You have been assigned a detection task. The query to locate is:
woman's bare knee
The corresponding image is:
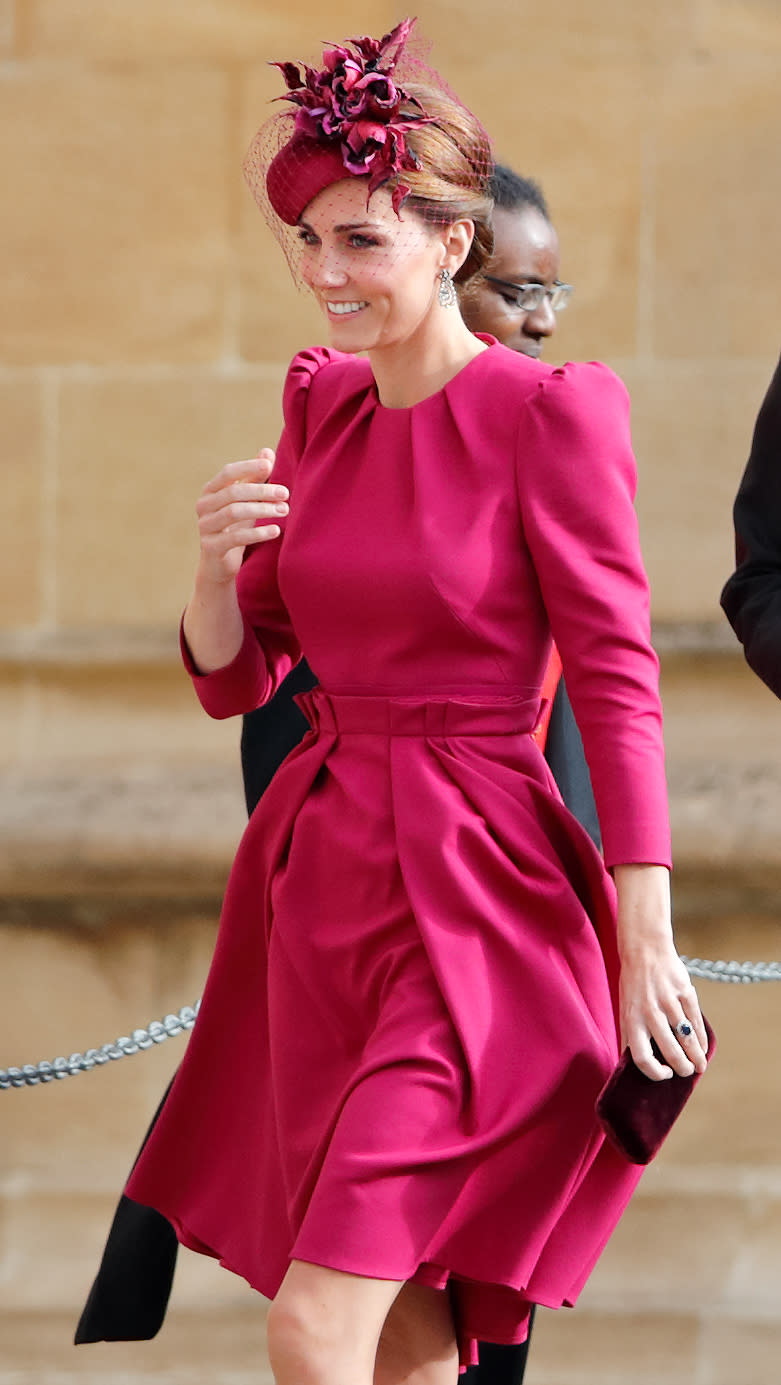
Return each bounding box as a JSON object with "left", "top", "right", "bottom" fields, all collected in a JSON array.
[{"left": 268, "top": 1260, "right": 403, "bottom": 1385}]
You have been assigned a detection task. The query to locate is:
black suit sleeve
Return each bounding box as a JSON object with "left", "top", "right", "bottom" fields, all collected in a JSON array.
[
  {"left": 240, "top": 659, "right": 318, "bottom": 815},
  {"left": 74, "top": 1081, "right": 179, "bottom": 1343},
  {"left": 544, "top": 678, "right": 601, "bottom": 849},
  {"left": 721, "top": 356, "right": 781, "bottom": 697}
]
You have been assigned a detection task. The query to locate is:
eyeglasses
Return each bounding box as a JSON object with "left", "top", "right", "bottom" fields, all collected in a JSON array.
[{"left": 483, "top": 276, "right": 573, "bottom": 313}]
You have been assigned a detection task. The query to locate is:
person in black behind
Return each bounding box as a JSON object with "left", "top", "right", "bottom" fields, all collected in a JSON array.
[
  {"left": 721, "top": 355, "right": 781, "bottom": 692},
  {"left": 77, "top": 167, "right": 598, "bottom": 1385}
]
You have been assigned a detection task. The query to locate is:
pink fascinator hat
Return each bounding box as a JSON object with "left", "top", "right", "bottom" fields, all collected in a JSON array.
[{"left": 257, "top": 18, "right": 431, "bottom": 227}]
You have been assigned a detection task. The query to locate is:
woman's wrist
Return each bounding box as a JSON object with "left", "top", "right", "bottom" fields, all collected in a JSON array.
[
  {"left": 193, "top": 555, "right": 239, "bottom": 593},
  {"left": 613, "top": 863, "right": 674, "bottom": 952},
  {"left": 183, "top": 570, "right": 245, "bottom": 675}
]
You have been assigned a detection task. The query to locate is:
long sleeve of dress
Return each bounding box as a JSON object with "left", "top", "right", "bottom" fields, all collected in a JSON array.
[
  {"left": 720, "top": 355, "right": 781, "bottom": 697},
  {"left": 516, "top": 361, "right": 671, "bottom": 870},
  {"left": 182, "top": 352, "right": 325, "bottom": 719}
]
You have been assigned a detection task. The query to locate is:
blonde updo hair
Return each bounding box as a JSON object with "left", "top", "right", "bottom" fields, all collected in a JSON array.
[{"left": 398, "top": 83, "right": 495, "bottom": 286}]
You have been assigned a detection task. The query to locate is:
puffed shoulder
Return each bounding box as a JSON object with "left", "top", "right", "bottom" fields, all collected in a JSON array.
[
  {"left": 533, "top": 359, "right": 630, "bottom": 422},
  {"left": 281, "top": 347, "right": 362, "bottom": 457},
  {"left": 521, "top": 360, "right": 636, "bottom": 494},
  {"left": 282, "top": 347, "right": 335, "bottom": 426}
]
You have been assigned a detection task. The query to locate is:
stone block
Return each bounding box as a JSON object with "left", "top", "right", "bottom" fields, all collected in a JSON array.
[
  {"left": 653, "top": 973, "right": 781, "bottom": 1167},
  {"left": 56, "top": 371, "right": 284, "bottom": 626},
  {"left": 655, "top": 57, "right": 780, "bottom": 359},
  {"left": 697, "top": 0, "right": 781, "bottom": 55},
  {"left": 0, "top": 1188, "right": 127, "bottom": 1309},
  {"left": 620, "top": 360, "right": 774, "bottom": 622},
  {"left": 0, "top": 674, "right": 33, "bottom": 769},
  {"left": 0, "top": 1197, "right": 252, "bottom": 1316},
  {"left": 0, "top": 763, "right": 246, "bottom": 893},
  {"left": 699, "top": 1316, "right": 781, "bottom": 1385},
  {"left": 656, "top": 653, "right": 781, "bottom": 869},
  {"left": 22, "top": 0, "right": 388, "bottom": 61},
  {"left": 446, "top": 56, "right": 652, "bottom": 362},
  {"left": 0, "top": 66, "right": 231, "bottom": 365},
  {"left": 661, "top": 656, "right": 781, "bottom": 770},
  {"left": 661, "top": 657, "right": 781, "bottom": 868},
  {"left": 580, "top": 1190, "right": 747, "bottom": 1312},
  {"left": 22, "top": 665, "right": 234, "bottom": 765},
  {"left": 726, "top": 1198, "right": 781, "bottom": 1313},
  {"left": 410, "top": 0, "right": 699, "bottom": 63},
  {"left": 0, "top": 918, "right": 190, "bottom": 1186},
  {"left": 0, "top": 379, "right": 45, "bottom": 627},
  {"left": 239, "top": 210, "right": 327, "bottom": 365},
  {"left": 0, "top": 1, "right": 14, "bottom": 56},
  {"left": 0, "top": 1307, "right": 269, "bottom": 1378},
  {"left": 238, "top": 63, "right": 331, "bottom": 363},
  {"left": 529, "top": 1307, "right": 700, "bottom": 1384}
]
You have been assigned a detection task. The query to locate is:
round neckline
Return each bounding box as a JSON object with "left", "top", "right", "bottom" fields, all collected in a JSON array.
[{"left": 370, "top": 334, "right": 497, "bottom": 413}]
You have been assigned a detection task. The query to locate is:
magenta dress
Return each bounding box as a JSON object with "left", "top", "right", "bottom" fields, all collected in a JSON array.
[{"left": 127, "top": 337, "right": 671, "bottom": 1364}]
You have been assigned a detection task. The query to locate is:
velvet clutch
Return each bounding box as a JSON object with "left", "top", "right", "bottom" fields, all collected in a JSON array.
[{"left": 596, "top": 1016, "right": 716, "bottom": 1165}]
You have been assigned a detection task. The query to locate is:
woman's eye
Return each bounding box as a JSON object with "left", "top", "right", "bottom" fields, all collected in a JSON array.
[
  {"left": 297, "top": 229, "right": 319, "bottom": 246},
  {"left": 348, "top": 234, "right": 380, "bottom": 249},
  {"left": 500, "top": 292, "right": 519, "bottom": 307}
]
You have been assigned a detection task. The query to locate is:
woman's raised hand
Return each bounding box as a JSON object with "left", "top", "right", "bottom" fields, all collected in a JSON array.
[{"left": 194, "top": 449, "right": 290, "bottom": 585}]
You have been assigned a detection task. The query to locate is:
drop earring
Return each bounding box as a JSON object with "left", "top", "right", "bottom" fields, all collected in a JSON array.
[{"left": 438, "top": 268, "right": 457, "bottom": 308}]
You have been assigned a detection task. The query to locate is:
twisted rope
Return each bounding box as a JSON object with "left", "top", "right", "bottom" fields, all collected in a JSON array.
[
  {"left": 0, "top": 1002, "right": 200, "bottom": 1090},
  {"left": 679, "top": 956, "right": 781, "bottom": 984}
]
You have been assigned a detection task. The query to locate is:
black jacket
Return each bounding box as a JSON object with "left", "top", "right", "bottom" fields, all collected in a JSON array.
[{"left": 721, "top": 356, "right": 781, "bottom": 695}]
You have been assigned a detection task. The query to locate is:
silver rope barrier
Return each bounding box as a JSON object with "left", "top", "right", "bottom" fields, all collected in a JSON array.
[
  {"left": 679, "top": 956, "right": 781, "bottom": 984},
  {"left": 0, "top": 1001, "right": 200, "bottom": 1091},
  {"left": 2, "top": 956, "right": 780, "bottom": 1090}
]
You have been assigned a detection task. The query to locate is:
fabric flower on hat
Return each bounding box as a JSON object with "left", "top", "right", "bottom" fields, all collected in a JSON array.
[{"left": 271, "top": 17, "right": 431, "bottom": 212}]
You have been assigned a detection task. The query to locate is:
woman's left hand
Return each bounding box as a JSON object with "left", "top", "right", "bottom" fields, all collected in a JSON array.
[{"left": 613, "top": 863, "right": 709, "bottom": 1082}]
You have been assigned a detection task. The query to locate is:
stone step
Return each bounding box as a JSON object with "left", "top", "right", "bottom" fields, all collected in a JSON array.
[{"left": 1, "top": 1305, "right": 779, "bottom": 1385}]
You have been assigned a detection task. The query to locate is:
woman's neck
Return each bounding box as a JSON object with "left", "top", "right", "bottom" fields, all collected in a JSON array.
[{"left": 368, "top": 313, "right": 488, "bottom": 410}]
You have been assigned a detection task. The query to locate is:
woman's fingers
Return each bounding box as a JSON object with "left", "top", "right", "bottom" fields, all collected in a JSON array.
[
  {"left": 667, "top": 1009, "right": 709, "bottom": 1074},
  {"left": 625, "top": 1027, "right": 675, "bottom": 1082},
  {"left": 201, "top": 452, "right": 277, "bottom": 494},
  {"left": 194, "top": 452, "right": 290, "bottom": 579},
  {"left": 192, "top": 453, "right": 289, "bottom": 585},
  {"left": 620, "top": 948, "right": 709, "bottom": 1081},
  {"left": 198, "top": 496, "right": 289, "bottom": 533},
  {"left": 625, "top": 1000, "right": 709, "bottom": 1081},
  {"left": 201, "top": 522, "right": 282, "bottom": 553}
]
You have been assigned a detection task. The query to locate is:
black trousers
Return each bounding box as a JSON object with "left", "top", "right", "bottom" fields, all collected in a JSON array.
[{"left": 79, "top": 660, "right": 598, "bottom": 1380}]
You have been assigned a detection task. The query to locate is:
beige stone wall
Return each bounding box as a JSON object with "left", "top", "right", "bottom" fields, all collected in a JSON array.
[
  {"left": 1, "top": 0, "right": 779, "bottom": 642},
  {"left": 2, "top": 4, "right": 781, "bottom": 1381}
]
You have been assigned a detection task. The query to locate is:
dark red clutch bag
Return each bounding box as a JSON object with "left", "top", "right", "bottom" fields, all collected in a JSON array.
[{"left": 596, "top": 1016, "right": 716, "bottom": 1165}]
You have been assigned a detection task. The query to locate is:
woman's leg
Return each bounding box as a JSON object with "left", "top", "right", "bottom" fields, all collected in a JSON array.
[
  {"left": 267, "top": 1260, "right": 459, "bottom": 1385},
  {"left": 375, "top": 1280, "right": 460, "bottom": 1385}
]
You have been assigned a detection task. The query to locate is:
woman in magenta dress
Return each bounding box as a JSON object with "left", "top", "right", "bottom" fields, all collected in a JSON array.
[{"left": 126, "top": 22, "right": 707, "bottom": 1385}]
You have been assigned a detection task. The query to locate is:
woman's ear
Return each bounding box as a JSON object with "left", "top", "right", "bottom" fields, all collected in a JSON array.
[{"left": 441, "top": 218, "right": 476, "bottom": 276}]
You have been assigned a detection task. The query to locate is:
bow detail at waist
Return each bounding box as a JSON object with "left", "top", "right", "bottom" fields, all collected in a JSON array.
[{"left": 293, "top": 687, "right": 541, "bottom": 737}]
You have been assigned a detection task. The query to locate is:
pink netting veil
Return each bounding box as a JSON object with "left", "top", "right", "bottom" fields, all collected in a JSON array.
[{"left": 242, "top": 17, "right": 495, "bottom": 287}]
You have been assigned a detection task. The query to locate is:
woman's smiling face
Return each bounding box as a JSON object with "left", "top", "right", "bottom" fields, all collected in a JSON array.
[{"left": 297, "top": 179, "right": 452, "bottom": 351}]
